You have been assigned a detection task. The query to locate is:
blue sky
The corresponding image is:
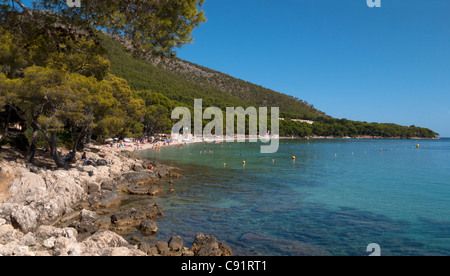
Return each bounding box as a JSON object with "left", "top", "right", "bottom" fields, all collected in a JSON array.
[{"left": 175, "top": 0, "right": 450, "bottom": 136}]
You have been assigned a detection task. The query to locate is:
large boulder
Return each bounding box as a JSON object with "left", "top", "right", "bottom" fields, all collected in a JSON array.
[
  {"left": 87, "top": 190, "right": 121, "bottom": 210},
  {"left": 35, "top": 225, "right": 78, "bottom": 241},
  {"left": 96, "top": 247, "right": 147, "bottom": 256},
  {"left": 0, "top": 203, "right": 38, "bottom": 233},
  {"left": 96, "top": 159, "right": 108, "bottom": 167},
  {"left": 2, "top": 169, "right": 87, "bottom": 227},
  {"left": 125, "top": 183, "right": 163, "bottom": 196},
  {"left": 69, "top": 221, "right": 98, "bottom": 237},
  {"left": 0, "top": 243, "right": 35, "bottom": 256},
  {"left": 191, "top": 233, "right": 233, "bottom": 256},
  {"left": 0, "top": 224, "right": 23, "bottom": 245},
  {"left": 147, "top": 237, "right": 194, "bottom": 256},
  {"left": 156, "top": 241, "right": 170, "bottom": 256},
  {"left": 132, "top": 163, "right": 145, "bottom": 172},
  {"left": 4, "top": 171, "right": 48, "bottom": 206},
  {"left": 100, "top": 180, "right": 117, "bottom": 192},
  {"left": 110, "top": 204, "right": 163, "bottom": 233},
  {"left": 81, "top": 209, "right": 99, "bottom": 224},
  {"left": 69, "top": 209, "right": 100, "bottom": 238},
  {"left": 138, "top": 242, "right": 158, "bottom": 256},
  {"left": 168, "top": 236, "right": 184, "bottom": 252},
  {"left": 139, "top": 219, "right": 158, "bottom": 236},
  {"left": 121, "top": 172, "right": 157, "bottom": 184},
  {"left": 80, "top": 230, "right": 129, "bottom": 250},
  {"left": 78, "top": 230, "right": 146, "bottom": 256}
]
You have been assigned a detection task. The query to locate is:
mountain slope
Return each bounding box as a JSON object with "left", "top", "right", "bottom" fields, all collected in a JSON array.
[
  {"left": 99, "top": 32, "right": 326, "bottom": 120},
  {"left": 98, "top": 33, "right": 438, "bottom": 139}
]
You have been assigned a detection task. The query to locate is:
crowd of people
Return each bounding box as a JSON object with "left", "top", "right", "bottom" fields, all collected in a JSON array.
[{"left": 61, "top": 136, "right": 188, "bottom": 163}]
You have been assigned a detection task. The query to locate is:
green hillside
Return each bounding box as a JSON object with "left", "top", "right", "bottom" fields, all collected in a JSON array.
[
  {"left": 98, "top": 33, "right": 438, "bottom": 139},
  {"left": 99, "top": 32, "right": 325, "bottom": 120}
]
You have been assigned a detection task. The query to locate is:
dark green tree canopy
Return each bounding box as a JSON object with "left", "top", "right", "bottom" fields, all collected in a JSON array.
[{"left": 1, "top": 0, "right": 206, "bottom": 56}]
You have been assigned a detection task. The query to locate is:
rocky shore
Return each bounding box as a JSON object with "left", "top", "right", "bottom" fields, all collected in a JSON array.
[{"left": 0, "top": 148, "right": 233, "bottom": 256}]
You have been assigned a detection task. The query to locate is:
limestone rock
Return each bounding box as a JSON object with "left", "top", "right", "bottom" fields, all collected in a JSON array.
[
  {"left": 125, "top": 183, "right": 163, "bottom": 196},
  {"left": 88, "top": 183, "right": 100, "bottom": 194},
  {"left": 191, "top": 233, "right": 233, "bottom": 256},
  {"left": 78, "top": 230, "right": 140, "bottom": 256},
  {"left": 121, "top": 172, "right": 157, "bottom": 183},
  {"left": 139, "top": 220, "right": 158, "bottom": 236},
  {"left": 96, "top": 159, "right": 108, "bottom": 167},
  {"left": 156, "top": 241, "right": 170, "bottom": 256},
  {"left": 0, "top": 224, "right": 23, "bottom": 244},
  {"left": 35, "top": 225, "right": 78, "bottom": 241},
  {"left": 138, "top": 242, "right": 158, "bottom": 256},
  {"left": 100, "top": 180, "right": 116, "bottom": 191},
  {"left": 88, "top": 190, "right": 121, "bottom": 209},
  {"left": 132, "top": 163, "right": 145, "bottom": 172},
  {"left": 0, "top": 203, "right": 38, "bottom": 233},
  {"left": 168, "top": 236, "right": 184, "bottom": 252},
  {"left": 98, "top": 247, "right": 147, "bottom": 256},
  {"left": 20, "top": 232, "right": 37, "bottom": 247},
  {"left": 110, "top": 204, "right": 162, "bottom": 233},
  {"left": 81, "top": 209, "right": 99, "bottom": 223}
]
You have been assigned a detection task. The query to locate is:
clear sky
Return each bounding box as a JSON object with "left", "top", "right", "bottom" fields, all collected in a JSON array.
[{"left": 175, "top": 0, "right": 450, "bottom": 136}]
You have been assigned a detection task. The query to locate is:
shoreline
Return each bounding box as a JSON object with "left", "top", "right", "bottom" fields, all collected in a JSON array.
[
  {"left": 0, "top": 145, "right": 233, "bottom": 256},
  {"left": 280, "top": 136, "right": 441, "bottom": 140},
  {"left": 99, "top": 135, "right": 441, "bottom": 155}
]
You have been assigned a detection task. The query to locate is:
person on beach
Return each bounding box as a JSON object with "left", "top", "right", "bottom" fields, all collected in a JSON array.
[
  {"left": 81, "top": 152, "right": 87, "bottom": 163},
  {"left": 65, "top": 151, "right": 72, "bottom": 162},
  {"left": 65, "top": 151, "right": 76, "bottom": 163}
]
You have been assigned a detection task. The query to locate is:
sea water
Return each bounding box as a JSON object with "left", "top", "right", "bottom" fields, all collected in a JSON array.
[{"left": 140, "top": 138, "right": 450, "bottom": 256}]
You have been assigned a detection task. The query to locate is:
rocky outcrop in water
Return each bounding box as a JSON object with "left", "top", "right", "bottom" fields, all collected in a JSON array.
[
  {"left": 109, "top": 204, "right": 163, "bottom": 234},
  {"left": 191, "top": 233, "right": 234, "bottom": 257}
]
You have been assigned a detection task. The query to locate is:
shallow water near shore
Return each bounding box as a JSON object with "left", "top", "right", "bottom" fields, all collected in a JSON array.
[{"left": 139, "top": 138, "right": 450, "bottom": 256}]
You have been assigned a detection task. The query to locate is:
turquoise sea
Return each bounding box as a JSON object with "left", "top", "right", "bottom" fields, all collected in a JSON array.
[{"left": 139, "top": 138, "right": 450, "bottom": 256}]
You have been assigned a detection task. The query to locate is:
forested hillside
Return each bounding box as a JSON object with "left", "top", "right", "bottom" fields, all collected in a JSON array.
[
  {"left": 100, "top": 33, "right": 439, "bottom": 139},
  {"left": 99, "top": 32, "right": 325, "bottom": 120}
]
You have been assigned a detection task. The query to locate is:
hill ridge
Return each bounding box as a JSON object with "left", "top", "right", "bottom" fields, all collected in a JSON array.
[{"left": 100, "top": 32, "right": 326, "bottom": 120}]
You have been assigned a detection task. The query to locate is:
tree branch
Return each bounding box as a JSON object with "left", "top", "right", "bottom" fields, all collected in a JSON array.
[
  {"left": 11, "top": 0, "right": 56, "bottom": 39},
  {"left": 12, "top": 0, "right": 32, "bottom": 16}
]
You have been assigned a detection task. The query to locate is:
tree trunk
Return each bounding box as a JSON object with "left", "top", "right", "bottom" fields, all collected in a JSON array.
[
  {"left": 48, "top": 132, "right": 65, "bottom": 168},
  {"left": 85, "top": 129, "right": 92, "bottom": 144},
  {"left": 27, "top": 127, "right": 39, "bottom": 163},
  {"left": 73, "top": 130, "right": 86, "bottom": 153},
  {"left": 3, "top": 105, "right": 12, "bottom": 134}
]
